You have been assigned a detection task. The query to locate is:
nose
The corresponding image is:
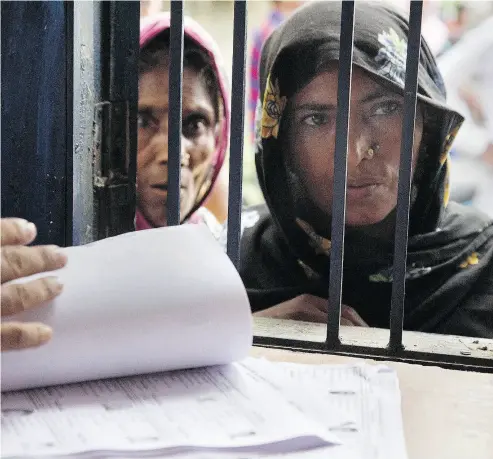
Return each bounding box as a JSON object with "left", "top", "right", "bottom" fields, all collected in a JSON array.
[
  {"left": 151, "top": 132, "right": 169, "bottom": 164},
  {"left": 346, "top": 113, "right": 372, "bottom": 170},
  {"left": 150, "top": 125, "right": 192, "bottom": 168}
]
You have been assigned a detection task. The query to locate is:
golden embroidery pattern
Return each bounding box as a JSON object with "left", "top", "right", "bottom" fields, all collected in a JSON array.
[
  {"left": 261, "top": 75, "right": 287, "bottom": 139},
  {"left": 459, "top": 252, "right": 479, "bottom": 269},
  {"left": 296, "top": 218, "right": 332, "bottom": 256},
  {"left": 443, "top": 159, "right": 451, "bottom": 208},
  {"left": 297, "top": 259, "right": 320, "bottom": 280},
  {"left": 440, "top": 125, "right": 461, "bottom": 165}
]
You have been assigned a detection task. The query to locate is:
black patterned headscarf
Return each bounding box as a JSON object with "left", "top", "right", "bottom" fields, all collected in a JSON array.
[
  {"left": 256, "top": 1, "right": 469, "bottom": 271},
  {"left": 241, "top": 1, "right": 493, "bottom": 335}
]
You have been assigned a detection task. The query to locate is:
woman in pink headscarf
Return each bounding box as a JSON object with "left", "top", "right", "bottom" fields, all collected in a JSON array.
[{"left": 136, "top": 13, "right": 230, "bottom": 231}]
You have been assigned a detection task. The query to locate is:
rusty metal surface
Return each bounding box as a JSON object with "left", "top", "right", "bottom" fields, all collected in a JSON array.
[
  {"left": 254, "top": 318, "right": 493, "bottom": 372},
  {"left": 73, "top": 1, "right": 101, "bottom": 245}
]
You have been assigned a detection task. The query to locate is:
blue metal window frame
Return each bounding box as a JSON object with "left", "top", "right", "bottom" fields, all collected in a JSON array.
[{"left": 3, "top": 0, "right": 490, "bottom": 372}]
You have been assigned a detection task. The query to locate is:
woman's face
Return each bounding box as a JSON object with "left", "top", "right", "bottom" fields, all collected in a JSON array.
[
  {"left": 287, "top": 66, "right": 423, "bottom": 226},
  {"left": 137, "top": 58, "right": 218, "bottom": 227}
]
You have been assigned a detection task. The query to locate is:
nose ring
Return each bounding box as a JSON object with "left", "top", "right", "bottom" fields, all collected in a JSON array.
[{"left": 367, "top": 144, "right": 380, "bottom": 159}]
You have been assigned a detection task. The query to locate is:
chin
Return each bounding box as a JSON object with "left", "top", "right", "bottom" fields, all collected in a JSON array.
[
  {"left": 149, "top": 214, "right": 167, "bottom": 228},
  {"left": 345, "top": 208, "right": 392, "bottom": 227}
]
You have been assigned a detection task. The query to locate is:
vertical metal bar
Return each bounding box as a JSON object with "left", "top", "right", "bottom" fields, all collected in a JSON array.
[
  {"left": 226, "top": 0, "right": 247, "bottom": 267},
  {"left": 65, "top": 0, "right": 74, "bottom": 247},
  {"left": 389, "top": 1, "right": 423, "bottom": 351},
  {"left": 95, "top": 0, "right": 139, "bottom": 239},
  {"left": 167, "top": 0, "right": 184, "bottom": 227},
  {"left": 72, "top": 1, "right": 101, "bottom": 245},
  {"left": 326, "top": 1, "right": 355, "bottom": 347}
]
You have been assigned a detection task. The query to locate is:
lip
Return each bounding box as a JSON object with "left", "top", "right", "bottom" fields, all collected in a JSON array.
[
  {"left": 346, "top": 183, "right": 381, "bottom": 199},
  {"left": 150, "top": 184, "right": 187, "bottom": 196}
]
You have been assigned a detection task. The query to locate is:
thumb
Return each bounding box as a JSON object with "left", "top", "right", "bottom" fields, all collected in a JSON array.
[
  {"left": 300, "top": 294, "right": 329, "bottom": 313},
  {"left": 341, "top": 305, "right": 368, "bottom": 326}
]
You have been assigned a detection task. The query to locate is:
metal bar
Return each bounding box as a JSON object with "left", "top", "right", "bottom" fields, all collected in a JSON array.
[
  {"left": 389, "top": 1, "right": 423, "bottom": 351},
  {"left": 253, "top": 337, "right": 493, "bottom": 373},
  {"left": 95, "top": 1, "right": 139, "bottom": 239},
  {"left": 167, "top": 0, "right": 184, "bottom": 227},
  {"left": 64, "top": 0, "right": 74, "bottom": 247},
  {"left": 326, "top": 0, "right": 355, "bottom": 347},
  {"left": 226, "top": 0, "right": 247, "bottom": 267},
  {"left": 72, "top": 1, "right": 102, "bottom": 245}
]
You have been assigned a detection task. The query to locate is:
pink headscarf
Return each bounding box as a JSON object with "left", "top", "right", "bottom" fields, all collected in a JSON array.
[{"left": 136, "top": 13, "right": 230, "bottom": 230}]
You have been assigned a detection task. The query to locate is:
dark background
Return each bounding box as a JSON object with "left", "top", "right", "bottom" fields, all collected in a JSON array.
[{"left": 1, "top": 1, "right": 72, "bottom": 246}]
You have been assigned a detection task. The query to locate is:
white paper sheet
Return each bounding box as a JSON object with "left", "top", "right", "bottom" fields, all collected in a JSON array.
[
  {"left": 239, "top": 359, "right": 408, "bottom": 459},
  {"left": 79, "top": 360, "right": 406, "bottom": 459},
  {"left": 1, "top": 363, "right": 339, "bottom": 458},
  {"left": 86, "top": 360, "right": 406, "bottom": 459},
  {"left": 146, "top": 360, "right": 405, "bottom": 459},
  {"left": 1, "top": 225, "right": 253, "bottom": 392}
]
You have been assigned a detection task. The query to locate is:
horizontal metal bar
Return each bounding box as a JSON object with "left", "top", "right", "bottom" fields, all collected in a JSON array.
[
  {"left": 167, "top": 0, "right": 184, "bottom": 227},
  {"left": 226, "top": 0, "right": 248, "bottom": 267},
  {"left": 253, "top": 336, "right": 493, "bottom": 373},
  {"left": 326, "top": 0, "right": 355, "bottom": 347},
  {"left": 389, "top": 0, "right": 423, "bottom": 350}
]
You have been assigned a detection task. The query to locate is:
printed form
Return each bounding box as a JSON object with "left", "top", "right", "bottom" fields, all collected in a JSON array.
[
  {"left": 1, "top": 363, "right": 339, "bottom": 458},
  {"left": 114, "top": 360, "right": 407, "bottom": 459}
]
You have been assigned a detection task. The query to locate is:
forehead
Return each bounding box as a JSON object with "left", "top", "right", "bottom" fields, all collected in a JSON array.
[
  {"left": 138, "top": 64, "right": 213, "bottom": 110},
  {"left": 293, "top": 66, "right": 390, "bottom": 104}
]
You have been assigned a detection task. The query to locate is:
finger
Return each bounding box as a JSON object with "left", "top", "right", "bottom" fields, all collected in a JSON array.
[
  {"left": 299, "top": 294, "right": 329, "bottom": 313},
  {"left": 1, "top": 218, "right": 37, "bottom": 246},
  {"left": 1, "top": 322, "right": 52, "bottom": 351},
  {"left": 253, "top": 303, "right": 328, "bottom": 323},
  {"left": 1, "top": 245, "right": 67, "bottom": 283},
  {"left": 341, "top": 305, "right": 368, "bottom": 327},
  {"left": 293, "top": 307, "right": 327, "bottom": 323},
  {"left": 1, "top": 276, "right": 63, "bottom": 316},
  {"left": 340, "top": 317, "right": 355, "bottom": 326}
]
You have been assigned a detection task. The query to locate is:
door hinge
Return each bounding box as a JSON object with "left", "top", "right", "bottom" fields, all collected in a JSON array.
[{"left": 92, "top": 101, "right": 136, "bottom": 239}]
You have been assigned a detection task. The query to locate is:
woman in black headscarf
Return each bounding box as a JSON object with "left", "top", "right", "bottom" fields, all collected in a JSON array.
[{"left": 239, "top": 1, "right": 493, "bottom": 337}]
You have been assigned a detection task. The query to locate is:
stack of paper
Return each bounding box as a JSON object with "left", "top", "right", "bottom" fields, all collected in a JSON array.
[
  {"left": 0, "top": 225, "right": 407, "bottom": 459},
  {"left": 1, "top": 360, "right": 406, "bottom": 459},
  {"left": 145, "top": 359, "right": 407, "bottom": 459},
  {"left": 241, "top": 358, "right": 408, "bottom": 459},
  {"left": 1, "top": 363, "right": 339, "bottom": 458}
]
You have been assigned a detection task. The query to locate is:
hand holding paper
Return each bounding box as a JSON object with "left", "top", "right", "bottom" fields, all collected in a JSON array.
[{"left": 1, "top": 225, "right": 252, "bottom": 391}]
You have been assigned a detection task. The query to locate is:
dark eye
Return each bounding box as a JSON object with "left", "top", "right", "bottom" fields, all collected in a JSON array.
[
  {"left": 137, "top": 111, "right": 158, "bottom": 130},
  {"left": 302, "top": 113, "right": 330, "bottom": 127},
  {"left": 182, "top": 114, "right": 209, "bottom": 138},
  {"left": 373, "top": 101, "right": 401, "bottom": 116}
]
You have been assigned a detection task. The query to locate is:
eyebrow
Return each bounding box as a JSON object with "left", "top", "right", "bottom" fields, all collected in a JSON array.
[
  {"left": 359, "top": 89, "right": 397, "bottom": 104},
  {"left": 294, "top": 103, "right": 336, "bottom": 112},
  {"left": 182, "top": 104, "right": 213, "bottom": 116},
  {"left": 138, "top": 104, "right": 168, "bottom": 114},
  {"left": 294, "top": 88, "right": 401, "bottom": 112}
]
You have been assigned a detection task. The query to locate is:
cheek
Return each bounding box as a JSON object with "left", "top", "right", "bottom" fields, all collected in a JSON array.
[
  {"left": 290, "top": 125, "right": 336, "bottom": 187},
  {"left": 377, "top": 115, "right": 423, "bottom": 172},
  {"left": 189, "top": 133, "right": 216, "bottom": 168},
  {"left": 373, "top": 122, "right": 408, "bottom": 183},
  {"left": 137, "top": 131, "right": 155, "bottom": 171}
]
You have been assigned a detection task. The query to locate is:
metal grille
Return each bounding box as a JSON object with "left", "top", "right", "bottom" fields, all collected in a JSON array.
[{"left": 144, "top": 1, "right": 491, "bottom": 372}]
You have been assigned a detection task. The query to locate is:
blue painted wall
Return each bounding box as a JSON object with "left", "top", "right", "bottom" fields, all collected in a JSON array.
[{"left": 1, "top": 1, "right": 71, "bottom": 246}]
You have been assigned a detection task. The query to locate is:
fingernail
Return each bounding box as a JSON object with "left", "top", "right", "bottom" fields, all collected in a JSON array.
[
  {"left": 19, "top": 220, "right": 37, "bottom": 240},
  {"left": 55, "top": 248, "right": 68, "bottom": 265},
  {"left": 46, "top": 276, "right": 64, "bottom": 294},
  {"left": 37, "top": 325, "right": 53, "bottom": 343},
  {"left": 48, "top": 246, "right": 68, "bottom": 265}
]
